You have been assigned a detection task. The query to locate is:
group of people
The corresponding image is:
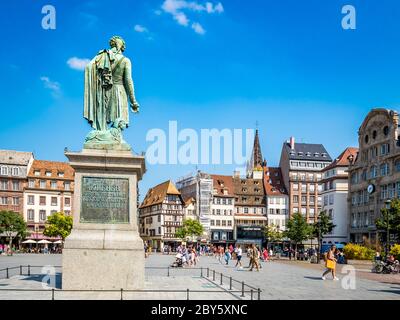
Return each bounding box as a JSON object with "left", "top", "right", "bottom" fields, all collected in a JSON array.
[
  {"left": 174, "top": 244, "right": 200, "bottom": 267},
  {"left": 211, "top": 244, "right": 274, "bottom": 271}
]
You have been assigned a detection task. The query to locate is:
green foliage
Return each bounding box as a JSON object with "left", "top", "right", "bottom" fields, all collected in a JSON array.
[
  {"left": 175, "top": 219, "right": 204, "bottom": 240},
  {"left": 390, "top": 244, "right": 400, "bottom": 260},
  {"left": 264, "top": 224, "right": 283, "bottom": 243},
  {"left": 43, "top": 212, "right": 73, "bottom": 240},
  {"left": 283, "top": 213, "right": 313, "bottom": 245},
  {"left": 376, "top": 198, "right": 400, "bottom": 238},
  {"left": 343, "top": 243, "right": 375, "bottom": 260},
  {"left": 0, "top": 210, "right": 27, "bottom": 240},
  {"left": 312, "top": 211, "right": 335, "bottom": 238}
]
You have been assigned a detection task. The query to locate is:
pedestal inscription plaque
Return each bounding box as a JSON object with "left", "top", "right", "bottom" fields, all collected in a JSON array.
[{"left": 81, "top": 177, "right": 129, "bottom": 224}]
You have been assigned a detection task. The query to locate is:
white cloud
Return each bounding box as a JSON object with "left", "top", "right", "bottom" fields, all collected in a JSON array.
[
  {"left": 134, "top": 24, "right": 148, "bottom": 33},
  {"left": 191, "top": 22, "right": 205, "bottom": 35},
  {"left": 174, "top": 12, "right": 189, "bottom": 26},
  {"left": 40, "top": 76, "right": 61, "bottom": 96},
  {"left": 161, "top": 0, "right": 223, "bottom": 34},
  {"left": 67, "top": 57, "right": 90, "bottom": 71}
]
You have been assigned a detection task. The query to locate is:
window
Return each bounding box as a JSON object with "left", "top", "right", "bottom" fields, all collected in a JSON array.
[
  {"left": 39, "top": 196, "right": 46, "bottom": 205},
  {"left": 210, "top": 220, "right": 215, "bottom": 226},
  {"left": 253, "top": 208, "right": 257, "bottom": 214},
  {"left": 380, "top": 163, "right": 389, "bottom": 176},
  {"left": 222, "top": 220, "right": 226, "bottom": 226},
  {"left": 65, "top": 197, "right": 71, "bottom": 206},
  {"left": 292, "top": 183, "right": 299, "bottom": 191},
  {"left": 0, "top": 197, "right": 7, "bottom": 205},
  {"left": 27, "top": 209, "right": 34, "bottom": 221},
  {"left": 216, "top": 220, "right": 221, "bottom": 226},
  {"left": 0, "top": 166, "right": 8, "bottom": 175},
  {"left": 50, "top": 210, "right": 57, "bottom": 215},
  {"left": 58, "top": 172, "right": 64, "bottom": 177},
  {"left": 380, "top": 185, "right": 388, "bottom": 200},
  {"left": 324, "top": 196, "right": 328, "bottom": 206},
  {"left": 51, "top": 197, "right": 57, "bottom": 206},
  {"left": 0, "top": 180, "right": 7, "bottom": 190},
  {"left": 51, "top": 181, "right": 57, "bottom": 189},
  {"left": 12, "top": 167, "right": 19, "bottom": 176},
  {"left": 216, "top": 209, "right": 221, "bottom": 215},
  {"left": 12, "top": 197, "right": 19, "bottom": 205},
  {"left": 380, "top": 144, "right": 390, "bottom": 156},
  {"left": 28, "top": 179, "right": 35, "bottom": 188},
  {"left": 64, "top": 182, "right": 70, "bottom": 190},
  {"left": 45, "top": 171, "right": 51, "bottom": 177},
  {"left": 301, "top": 196, "right": 307, "bottom": 204},
  {"left": 39, "top": 210, "right": 46, "bottom": 221},
  {"left": 12, "top": 181, "right": 19, "bottom": 191},
  {"left": 228, "top": 220, "right": 232, "bottom": 226},
  {"left": 329, "top": 194, "right": 334, "bottom": 205},
  {"left": 40, "top": 180, "right": 46, "bottom": 188},
  {"left": 244, "top": 207, "right": 248, "bottom": 214},
  {"left": 158, "top": 227, "right": 161, "bottom": 235},
  {"left": 309, "top": 184, "right": 315, "bottom": 192},
  {"left": 372, "top": 130, "right": 377, "bottom": 139},
  {"left": 309, "top": 208, "right": 315, "bottom": 217},
  {"left": 34, "top": 170, "right": 40, "bottom": 176},
  {"left": 370, "top": 166, "right": 377, "bottom": 179},
  {"left": 28, "top": 195, "right": 34, "bottom": 205}
]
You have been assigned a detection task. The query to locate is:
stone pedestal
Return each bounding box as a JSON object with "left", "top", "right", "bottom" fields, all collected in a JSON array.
[{"left": 62, "top": 148, "right": 146, "bottom": 290}]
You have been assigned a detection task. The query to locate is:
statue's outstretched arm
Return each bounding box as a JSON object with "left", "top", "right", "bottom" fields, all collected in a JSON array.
[{"left": 123, "top": 58, "right": 139, "bottom": 112}]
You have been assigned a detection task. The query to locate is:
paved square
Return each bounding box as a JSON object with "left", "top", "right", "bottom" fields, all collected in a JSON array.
[{"left": 0, "top": 254, "right": 399, "bottom": 300}]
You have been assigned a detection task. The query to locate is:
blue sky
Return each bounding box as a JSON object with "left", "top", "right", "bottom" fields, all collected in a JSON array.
[{"left": 1, "top": 0, "right": 400, "bottom": 198}]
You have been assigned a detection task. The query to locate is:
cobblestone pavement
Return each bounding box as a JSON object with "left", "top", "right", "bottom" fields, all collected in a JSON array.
[{"left": 1, "top": 253, "right": 399, "bottom": 300}]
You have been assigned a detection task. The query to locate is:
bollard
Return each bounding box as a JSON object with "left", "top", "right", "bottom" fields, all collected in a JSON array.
[
  {"left": 229, "top": 277, "right": 232, "bottom": 290},
  {"left": 52, "top": 288, "right": 55, "bottom": 300},
  {"left": 213, "top": 270, "right": 215, "bottom": 281},
  {"left": 6, "top": 268, "right": 9, "bottom": 279},
  {"left": 20, "top": 265, "right": 22, "bottom": 275},
  {"left": 120, "top": 288, "right": 123, "bottom": 300},
  {"left": 167, "top": 266, "right": 170, "bottom": 277},
  {"left": 250, "top": 289, "right": 253, "bottom": 300},
  {"left": 241, "top": 282, "right": 245, "bottom": 297},
  {"left": 207, "top": 267, "right": 209, "bottom": 278},
  {"left": 257, "top": 288, "right": 261, "bottom": 300},
  {"left": 200, "top": 267, "right": 203, "bottom": 277},
  {"left": 220, "top": 273, "right": 223, "bottom": 285},
  {"left": 28, "top": 265, "right": 30, "bottom": 276},
  {"left": 187, "top": 288, "right": 189, "bottom": 300}
]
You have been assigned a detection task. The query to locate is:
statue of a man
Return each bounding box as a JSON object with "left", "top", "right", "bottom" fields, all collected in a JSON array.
[{"left": 84, "top": 36, "right": 140, "bottom": 132}]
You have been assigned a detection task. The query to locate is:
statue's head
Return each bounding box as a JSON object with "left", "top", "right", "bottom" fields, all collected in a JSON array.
[{"left": 109, "top": 36, "right": 126, "bottom": 52}]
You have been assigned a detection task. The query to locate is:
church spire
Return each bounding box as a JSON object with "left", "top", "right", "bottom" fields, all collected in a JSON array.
[{"left": 251, "top": 129, "right": 263, "bottom": 169}]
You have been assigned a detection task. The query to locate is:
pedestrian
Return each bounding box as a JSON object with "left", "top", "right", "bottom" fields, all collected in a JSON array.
[
  {"left": 322, "top": 245, "right": 339, "bottom": 280},
  {"left": 249, "top": 244, "right": 260, "bottom": 272},
  {"left": 224, "top": 247, "right": 231, "bottom": 265},
  {"left": 288, "top": 248, "right": 292, "bottom": 260},
  {"left": 235, "top": 244, "right": 243, "bottom": 269},
  {"left": 262, "top": 248, "right": 269, "bottom": 262}
]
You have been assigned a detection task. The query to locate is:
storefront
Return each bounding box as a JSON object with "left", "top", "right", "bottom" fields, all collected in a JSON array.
[
  {"left": 235, "top": 225, "right": 265, "bottom": 249},
  {"left": 211, "top": 230, "right": 234, "bottom": 246}
]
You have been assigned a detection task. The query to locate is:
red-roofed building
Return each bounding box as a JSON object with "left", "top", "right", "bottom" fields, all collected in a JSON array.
[{"left": 320, "top": 147, "right": 358, "bottom": 244}]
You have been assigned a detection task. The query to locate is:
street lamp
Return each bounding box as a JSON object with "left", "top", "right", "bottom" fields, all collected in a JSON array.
[{"left": 384, "top": 199, "right": 391, "bottom": 257}]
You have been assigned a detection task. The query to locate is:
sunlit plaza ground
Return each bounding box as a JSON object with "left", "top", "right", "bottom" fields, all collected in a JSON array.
[{"left": 0, "top": 253, "right": 399, "bottom": 300}]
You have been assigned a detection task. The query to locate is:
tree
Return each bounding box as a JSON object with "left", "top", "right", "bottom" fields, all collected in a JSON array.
[
  {"left": 312, "top": 211, "right": 335, "bottom": 263},
  {"left": 0, "top": 210, "right": 27, "bottom": 255},
  {"left": 43, "top": 212, "right": 73, "bottom": 242},
  {"left": 264, "top": 224, "right": 283, "bottom": 244},
  {"left": 283, "top": 213, "right": 313, "bottom": 251},
  {"left": 376, "top": 198, "right": 400, "bottom": 256},
  {"left": 175, "top": 219, "right": 204, "bottom": 241}
]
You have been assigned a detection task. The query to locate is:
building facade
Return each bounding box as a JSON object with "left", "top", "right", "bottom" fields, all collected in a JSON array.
[
  {"left": 264, "top": 167, "right": 289, "bottom": 231},
  {"left": 0, "top": 150, "right": 34, "bottom": 215},
  {"left": 233, "top": 130, "right": 267, "bottom": 248},
  {"left": 176, "top": 171, "right": 213, "bottom": 239},
  {"left": 320, "top": 147, "right": 358, "bottom": 245},
  {"left": 279, "top": 137, "right": 332, "bottom": 223},
  {"left": 139, "top": 180, "right": 185, "bottom": 251},
  {"left": 24, "top": 160, "right": 74, "bottom": 239},
  {"left": 210, "top": 174, "right": 235, "bottom": 245},
  {"left": 348, "top": 108, "right": 400, "bottom": 244}
]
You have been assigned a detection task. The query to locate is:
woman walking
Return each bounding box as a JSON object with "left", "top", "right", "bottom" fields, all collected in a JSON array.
[
  {"left": 235, "top": 245, "right": 243, "bottom": 269},
  {"left": 322, "top": 245, "right": 339, "bottom": 280}
]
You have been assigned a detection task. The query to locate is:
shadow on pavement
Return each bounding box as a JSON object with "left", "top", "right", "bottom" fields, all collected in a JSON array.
[
  {"left": 304, "top": 276, "right": 323, "bottom": 281},
  {"left": 21, "top": 273, "right": 62, "bottom": 289}
]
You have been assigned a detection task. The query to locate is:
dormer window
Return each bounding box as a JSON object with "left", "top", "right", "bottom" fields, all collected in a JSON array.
[
  {"left": 306, "top": 152, "right": 311, "bottom": 157},
  {"left": 34, "top": 170, "right": 40, "bottom": 176},
  {"left": 314, "top": 153, "right": 319, "bottom": 157},
  {"left": 298, "top": 152, "right": 304, "bottom": 156},
  {"left": 45, "top": 171, "right": 51, "bottom": 177},
  {"left": 322, "top": 153, "right": 327, "bottom": 158},
  {"left": 58, "top": 172, "right": 64, "bottom": 177}
]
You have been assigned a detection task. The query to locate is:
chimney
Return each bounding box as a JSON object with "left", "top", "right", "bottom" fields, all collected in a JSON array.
[{"left": 290, "top": 136, "right": 295, "bottom": 150}]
